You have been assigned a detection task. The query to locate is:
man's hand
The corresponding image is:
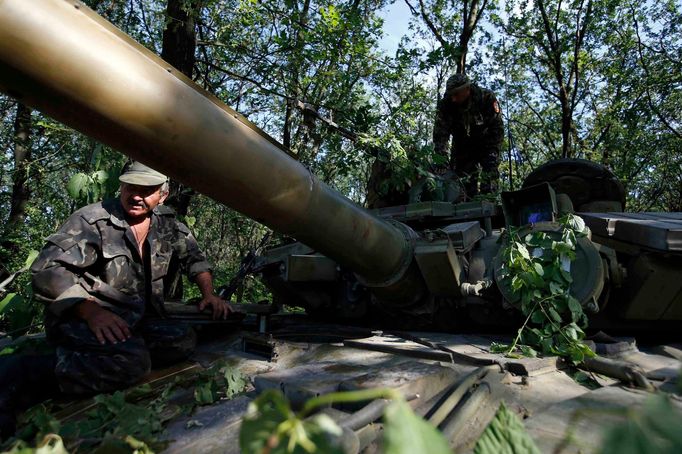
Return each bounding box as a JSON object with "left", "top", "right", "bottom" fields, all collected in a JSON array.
[
  {"left": 198, "top": 294, "right": 233, "bottom": 320},
  {"left": 75, "top": 300, "right": 131, "bottom": 345}
]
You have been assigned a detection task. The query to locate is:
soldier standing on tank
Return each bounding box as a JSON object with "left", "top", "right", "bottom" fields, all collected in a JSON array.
[
  {"left": 432, "top": 74, "right": 504, "bottom": 198},
  {"left": 0, "top": 161, "right": 233, "bottom": 438}
]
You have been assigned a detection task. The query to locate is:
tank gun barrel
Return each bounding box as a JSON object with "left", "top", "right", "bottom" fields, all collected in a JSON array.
[{"left": 0, "top": 0, "right": 417, "bottom": 290}]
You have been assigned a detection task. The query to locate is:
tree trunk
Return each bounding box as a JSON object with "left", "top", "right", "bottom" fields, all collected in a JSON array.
[
  {"left": 284, "top": 0, "right": 311, "bottom": 158},
  {"left": 161, "top": 0, "right": 199, "bottom": 78},
  {"left": 161, "top": 0, "right": 201, "bottom": 217},
  {"left": 1, "top": 103, "right": 32, "bottom": 276},
  {"left": 7, "top": 103, "right": 32, "bottom": 228},
  {"left": 283, "top": 100, "right": 293, "bottom": 150},
  {"left": 560, "top": 95, "right": 572, "bottom": 158},
  {"left": 458, "top": 0, "right": 484, "bottom": 73},
  {"left": 159, "top": 0, "right": 201, "bottom": 301}
]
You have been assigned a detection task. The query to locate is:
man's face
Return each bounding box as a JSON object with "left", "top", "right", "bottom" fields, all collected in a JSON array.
[
  {"left": 120, "top": 183, "right": 167, "bottom": 219},
  {"left": 450, "top": 86, "right": 471, "bottom": 105}
]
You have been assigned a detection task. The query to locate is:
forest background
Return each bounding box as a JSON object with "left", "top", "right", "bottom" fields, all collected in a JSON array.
[{"left": 1, "top": 0, "right": 680, "bottom": 335}]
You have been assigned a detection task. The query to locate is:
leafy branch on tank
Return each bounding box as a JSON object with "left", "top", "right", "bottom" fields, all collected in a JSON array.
[{"left": 491, "top": 214, "right": 596, "bottom": 364}]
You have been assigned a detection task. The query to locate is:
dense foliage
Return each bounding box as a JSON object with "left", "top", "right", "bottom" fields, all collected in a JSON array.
[{"left": 0, "top": 0, "right": 680, "bottom": 332}]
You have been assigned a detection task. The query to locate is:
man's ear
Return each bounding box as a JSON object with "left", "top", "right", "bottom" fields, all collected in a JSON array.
[{"left": 159, "top": 190, "right": 169, "bottom": 205}]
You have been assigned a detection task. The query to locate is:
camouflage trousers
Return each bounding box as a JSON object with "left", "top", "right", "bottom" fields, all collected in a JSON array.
[{"left": 49, "top": 317, "right": 196, "bottom": 395}]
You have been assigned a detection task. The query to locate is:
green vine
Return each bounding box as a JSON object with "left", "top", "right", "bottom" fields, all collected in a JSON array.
[{"left": 492, "top": 214, "right": 596, "bottom": 364}]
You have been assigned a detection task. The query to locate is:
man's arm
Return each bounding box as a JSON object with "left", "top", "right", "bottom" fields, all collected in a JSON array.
[
  {"left": 31, "top": 227, "right": 98, "bottom": 316},
  {"left": 31, "top": 212, "right": 131, "bottom": 344},
  {"left": 480, "top": 91, "right": 504, "bottom": 154},
  {"left": 477, "top": 91, "right": 504, "bottom": 194},
  {"left": 195, "top": 271, "right": 232, "bottom": 320},
  {"left": 169, "top": 219, "right": 233, "bottom": 319}
]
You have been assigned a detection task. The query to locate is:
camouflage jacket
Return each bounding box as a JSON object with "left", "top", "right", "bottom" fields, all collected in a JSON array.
[
  {"left": 31, "top": 199, "right": 211, "bottom": 329},
  {"left": 433, "top": 84, "right": 504, "bottom": 167}
]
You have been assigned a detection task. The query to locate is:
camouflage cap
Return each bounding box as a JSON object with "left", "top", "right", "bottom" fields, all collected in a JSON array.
[
  {"left": 445, "top": 74, "right": 470, "bottom": 96},
  {"left": 119, "top": 160, "right": 168, "bottom": 186}
]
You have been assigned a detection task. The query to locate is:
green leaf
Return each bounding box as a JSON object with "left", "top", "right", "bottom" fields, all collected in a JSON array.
[
  {"left": 90, "top": 184, "right": 101, "bottom": 204},
  {"left": 194, "top": 381, "right": 218, "bottom": 405},
  {"left": 91, "top": 437, "right": 133, "bottom": 454},
  {"left": 0, "top": 293, "right": 21, "bottom": 314},
  {"left": 490, "top": 342, "right": 511, "bottom": 353},
  {"left": 511, "top": 275, "right": 523, "bottom": 292},
  {"left": 564, "top": 325, "right": 578, "bottom": 341},
  {"left": 539, "top": 337, "right": 554, "bottom": 354},
  {"left": 517, "top": 243, "right": 531, "bottom": 260},
  {"left": 548, "top": 307, "right": 562, "bottom": 323},
  {"left": 124, "top": 435, "right": 155, "bottom": 454},
  {"left": 549, "top": 281, "right": 563, "bottom": 295},
  {"left": 564, "top": 214, "right": 586, "bottom": 234},
  {"left": 21, "top": 250, "right": 39, "bottom": 270},
  {"left": 567, "top": 296, "right": 582, "bottom": 317},
  {"left": 92, "top": 170, "right": 109, "bottom": 184},
  {"left": 498, "top": 213, "right": 592, "bottom": 364},
  {"left": 239, "top": 390, "right": 343, "bottom": 454},
  {"left": 183, "top": 216, "right": 197, "bottom": 228},
  {"left": 560, "top": 269, "right": 573, "bottom": 283},
  {"left": 383, "top": 399, "right": 451, "bottom": 454},
  {"left": 531, "top": 310, "right": 545, "bottom": 324},
  {"left": 520, "top": 345, "right": 538, "bottom": 358},
  {"left": 14, "top": 404, "right": 62, "bottom": 443},
  {"left": 571, "top": 371, "right": 601, "bottom": 389},
  {"left": 567, "top": 346, "right": 585, "bottom": 364},
  {"left": 223, "top": 368, "right": 247, "bottom": 399},
  {"left": 66, "top": 173, "right": 90, "bottom": 200},
  {"left": 524, "top": 327, "right": 543, "bottom": 345},
  {"left": 473, "top": 402, "right": 541, "bottom": 454},
  {"left": 520, "top": 271, "right": 544, "bottom": 289},
  {"left": 90, "top": 143, "right": 103, "bottom": 167}
]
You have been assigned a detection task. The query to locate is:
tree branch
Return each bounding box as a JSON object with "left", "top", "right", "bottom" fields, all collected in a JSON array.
[
  {"left": 404, "top": 0, "right": 450, "bottom": 50},
  {"left": 631, "top": 6, "right": 682, "bottom": 139}
]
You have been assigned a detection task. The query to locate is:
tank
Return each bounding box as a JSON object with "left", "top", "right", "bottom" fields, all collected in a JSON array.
[
  {"left": 0, "top": 2, "right": 680, "bottom": 452},
  {"left": 256, "top": 157, "right": 682, "bottom": 333}
]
